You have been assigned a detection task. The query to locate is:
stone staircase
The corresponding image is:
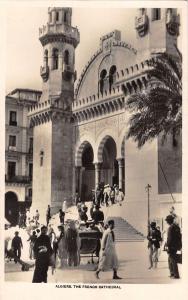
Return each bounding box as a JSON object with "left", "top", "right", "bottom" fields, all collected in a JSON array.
[{"left": 106, "top": 216, "right": 145, "bottom": 242}]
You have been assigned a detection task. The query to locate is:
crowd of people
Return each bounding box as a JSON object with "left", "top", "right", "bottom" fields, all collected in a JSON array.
[
  {"left": 92, "top": 184, "right": 125, "bottom": 207},
  {"left": 5, "top": 186, "right": 182, "bottom": 283}
]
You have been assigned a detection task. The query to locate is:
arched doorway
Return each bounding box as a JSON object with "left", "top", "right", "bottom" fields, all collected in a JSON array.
[
  {"left": 5, "top": 192, "right": 19, "bottom": 226},
  {"left": 81, "top": 143, "right": 95, "bottom": 201},
  {"left": 99, "top": 137, "right": 118, "bottom": 186}
]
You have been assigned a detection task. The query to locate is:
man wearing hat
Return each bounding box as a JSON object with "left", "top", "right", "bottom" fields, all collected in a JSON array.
[
  {"left": 79, "top": 205, "right": 88, "bottom": 222},
  {"left": 92, "top": 205, "right": 104, "bottom": 224},
  {"left": 165, "top": 215, "right": 181, "bottom": 279},
  {"left": 95, "top": 219, "right": 121, "bottom": 280},
  {"left": 147, "top": 222, "right": 162, "bottom": 269},
  {"left": 32, "top": 225, "right": 53, "bottom": 283},
  {"left": 11, "top": 231, "right": 23, "bottom": 263}
]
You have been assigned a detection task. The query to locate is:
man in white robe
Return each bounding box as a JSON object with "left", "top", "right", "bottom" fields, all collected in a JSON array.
[{"left": 95, "top": 219, "right": 122, "bottom": 279}]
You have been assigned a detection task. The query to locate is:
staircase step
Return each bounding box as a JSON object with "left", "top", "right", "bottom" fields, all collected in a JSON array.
[{"left": 106, "top": 216, "right": 145, "bottom": 242}]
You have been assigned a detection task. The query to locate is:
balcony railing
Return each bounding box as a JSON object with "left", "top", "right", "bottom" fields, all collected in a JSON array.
[
  {"left": 9, "top": 121, "right": 17, "bottom": 126},
  {"left": 5, "top": 175, "right": 32, "bottom": 184},
  {"left": 8, "top": 146, "right": 17, "bottom": 151}
]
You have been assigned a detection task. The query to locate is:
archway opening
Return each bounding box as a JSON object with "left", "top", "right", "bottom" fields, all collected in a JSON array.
[
  {"left": 80, "top": 143, "right": 95, "bottom": 202},
  {"left": 99, "top": 69, "right": 107, "bottom": 95},
  {"left": 100, "top": 137, "right": 118, "bottom": 187},
  {"left": 5, "top": 192, "right": 19, "bottom": 226},
  {"left": 109, "top": 65, "right": 117, "bottom": 93}
]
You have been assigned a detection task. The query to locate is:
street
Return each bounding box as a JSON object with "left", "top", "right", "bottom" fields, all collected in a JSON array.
[{"left": 5, "top": 240, "right": 182, "bottom": 284}]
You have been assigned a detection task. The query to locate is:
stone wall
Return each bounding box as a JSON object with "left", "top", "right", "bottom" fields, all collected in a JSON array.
[
  {"left": 51, "top": 116, "right": 74, "bottom": 213},
  {"left": 32, "top": 121, "right": 52, "bottom": 217}
]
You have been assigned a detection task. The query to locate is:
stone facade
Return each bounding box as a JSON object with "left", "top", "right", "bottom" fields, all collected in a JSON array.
[
  {"left": 6, "top": 8, "right": 182, "bottom": 233},
  {"left": 5, "top": 88, "right": 41, "bottom": 225},
  {"left": 72, "top": 8, "right": 181, "bottom": 234},
  {"left": 29, "top": 7, "right": 79, "bottom": 218}
]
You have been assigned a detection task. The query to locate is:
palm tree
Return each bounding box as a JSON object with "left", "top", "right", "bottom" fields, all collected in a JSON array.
[{"left": 125, "top": 51, "right": 182, "bottom": 148}]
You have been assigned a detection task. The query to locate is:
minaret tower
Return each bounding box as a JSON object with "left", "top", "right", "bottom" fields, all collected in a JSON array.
[
  {"left": 28, "top": 7, "right": 80, "bottom": 217},
  {"left": 135, "top": 8, "right": 180, "bottom": 60}
]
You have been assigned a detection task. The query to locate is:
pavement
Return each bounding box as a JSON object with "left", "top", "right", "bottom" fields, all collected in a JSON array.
[
  {"left": 4, "top": 202, "right": 182, "bottom": 284},
  {"left": 5, "top": 240, "right": 182, "bottom": 284}
]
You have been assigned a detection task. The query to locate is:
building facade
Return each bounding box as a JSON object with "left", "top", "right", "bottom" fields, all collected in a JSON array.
[
  {"left": 5, "top": 89, "right": 41, "bottom": 225},
  {"left": 6, "top": 7, "right": 181, "bottom": 234}
]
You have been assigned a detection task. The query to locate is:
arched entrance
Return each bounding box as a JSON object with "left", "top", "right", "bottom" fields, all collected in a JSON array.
[
  {"left": 5, "top": 192, "right": 19, "bottom": 225},
  {"left": 99, "top": 136, "right": 118, "bottom": 187},
  {"left": 75, "top": 141, "right": 95, "bottom": 202}
]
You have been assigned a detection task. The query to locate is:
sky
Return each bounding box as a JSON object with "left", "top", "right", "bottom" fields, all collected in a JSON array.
[{"left": 5, "top": 5, "right": 182, "bottom": 94}]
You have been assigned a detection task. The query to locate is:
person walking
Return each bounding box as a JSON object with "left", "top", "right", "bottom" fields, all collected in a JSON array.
[
  {"left": 110, "top": 187, "right": 115, "bottom": 205},
  {"left": 147, "top": 222, "right": 162, "bottom": 269},
  {"left": 27, "top": 231, "right": 37, "bottom": 260},
  {"left": 165, "top": 215, "right": 181, "bottom": 279},
  {"left": 117, "top": 188, "right": 125, "bottom": 206},
  {"left": 46, "top": 205, "right": 51, "bottom": 227},
  {"left": 59, "top": 209, "right": 65, "bottom": 224},
  {"left": 103, "top": 185, "right": 110, "bottom": 207},
  {"left": 95, "top": 219, "right": 122, "bottom": 280},
  {"left": 11, "top": 231, "right": 23, "bottom": 263},
  {"left": 65, "top": 221, "right": 79, "bottom": 267},
  {"left": 34, "top": 210, "right": 40, "bottom": 226},
  {"left": 56, "top": 225, "right": 67, "bottom": 268},
  {"left": 32, "top": 226, "right": 53, "bottom": 283}
]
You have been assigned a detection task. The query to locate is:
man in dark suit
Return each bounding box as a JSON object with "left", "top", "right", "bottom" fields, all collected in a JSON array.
[
  {"left": 92, "top": 205, "right": 104, "bottom": 224},
  {"left": 11, "top": 231, "right": 23, "bottom": 263},
  {"left": 165, "top": 215, "right": 181, "bottom": 279},
  {"left": 147, "top": 222, "right": 162, "bottom": 269},
  {"left": 32, "top": 226, "right": 53, "bottom": 283}
]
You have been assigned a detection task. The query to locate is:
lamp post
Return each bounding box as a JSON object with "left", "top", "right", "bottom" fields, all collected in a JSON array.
[{"left": 145, "top": 184, "right": 151, "bottom": 233}]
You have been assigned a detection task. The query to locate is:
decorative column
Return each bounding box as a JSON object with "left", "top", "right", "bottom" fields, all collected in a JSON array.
[
  {"left": 94, "top": 163, "right": 101, "bottom": 188},
  {"left": 117, "top": 158, "right": 124, "bottom": 190}
]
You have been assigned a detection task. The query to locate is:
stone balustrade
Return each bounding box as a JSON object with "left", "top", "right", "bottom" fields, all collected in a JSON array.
[{"left": 39, "top": 23, "right": 80, "bottom": 42}]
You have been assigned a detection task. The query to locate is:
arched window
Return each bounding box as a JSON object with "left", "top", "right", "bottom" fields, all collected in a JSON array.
[
  {"left": 40, "top": 150, "right": 44, "bottom": 167},
  {"left": 56, "top": 11, "right": 59, "bottom": 22},
  {"left": 64, "top": 50, "right": 69, "bottom": 65},
  {"left": 152, "top": 8, "right": 161, "bottom": 21},
  {"left": 109, "top": 65, "right": 117, "bottom": 93},
  {"left": 64, "top": 12, "right": 67, "bottom": 23},
  {"left": 99, "top": 69, "right": 107, "bottom": 95},
  {"left": 44, "top": 49, "right": 48, "bottom": 67},
  {"left": 52, "top": 48, "right": 59, "bottom": 70}
]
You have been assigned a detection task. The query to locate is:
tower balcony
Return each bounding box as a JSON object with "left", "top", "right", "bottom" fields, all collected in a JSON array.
[
  {"left": 135, "top": 14, "right": 149, "bottom": 37},
  {"left": 40, "top": 65, "right": 49, "bottom": 82},
  {"left": 39, "top": 23, "right": 80, "bottom": 47}
]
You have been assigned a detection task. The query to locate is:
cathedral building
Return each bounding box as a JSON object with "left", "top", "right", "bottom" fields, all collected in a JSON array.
[{"left": 6, "top": 7, "right": 181, "bottom": 234}]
